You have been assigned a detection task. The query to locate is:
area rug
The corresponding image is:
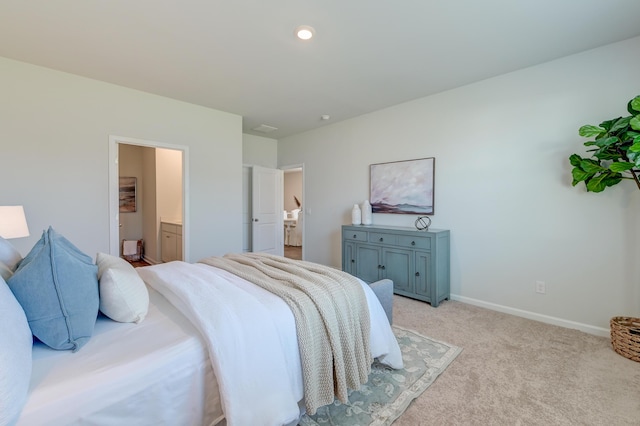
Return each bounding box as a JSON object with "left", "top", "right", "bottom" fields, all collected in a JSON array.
[{"left": 299, "top": 325, "right": 462, "bottom": 426}]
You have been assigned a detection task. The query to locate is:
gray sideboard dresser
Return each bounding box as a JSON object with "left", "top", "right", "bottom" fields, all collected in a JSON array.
[{"left": 342, "top": 224, "right": 450, "bottom": 307}]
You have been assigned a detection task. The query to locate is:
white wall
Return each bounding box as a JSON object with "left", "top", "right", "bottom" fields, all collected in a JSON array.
[
  {"left": 243, "top": 133, "right": 278, "bottom": 168},
  {"left": 284, "top": 171, "right": 302, "bottom": 212},
  {"left": 0, "top": 56, "right": 243, "bottom": 262},
  {"left": 156, "top": 147, "right": 183, "bottom": 223},
  {"left": 278, "top": 36, "right": 640, "bottom": 333},
  {"left": 118, "top": 144, "right": 144, "bottom": 242}
]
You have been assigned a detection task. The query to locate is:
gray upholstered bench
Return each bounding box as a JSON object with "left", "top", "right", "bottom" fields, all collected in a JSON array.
[{"left": 368, "top": 279, "right": 393, "bottom": 324}]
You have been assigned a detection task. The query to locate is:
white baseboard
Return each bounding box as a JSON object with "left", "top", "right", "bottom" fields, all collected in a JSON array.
[
  {"left": 142, "top": 255, "right": 159, "bottom": 265},
  {"left": 450, "top": 294, "right": 610, "bottom": 337}
]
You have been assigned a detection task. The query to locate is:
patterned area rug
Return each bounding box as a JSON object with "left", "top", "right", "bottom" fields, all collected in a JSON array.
[{"left": 299, "top": 326, "right": 462, "bottom": 426}]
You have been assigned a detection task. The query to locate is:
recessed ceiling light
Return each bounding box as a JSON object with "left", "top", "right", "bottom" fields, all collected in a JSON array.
[{"left": 294, "top": 25, "right": 315, "bottom": 41}]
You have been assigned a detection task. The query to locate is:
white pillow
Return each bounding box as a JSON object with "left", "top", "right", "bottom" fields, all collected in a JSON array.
[
  {"left": 0, "top": 236, "right": 22, "bottom": 271},
  {"left": 96, "top": 252, "right": 149, "bottom": 323},
  {"left": 0, "top": 276, "right": 32, "bottom": 426}
]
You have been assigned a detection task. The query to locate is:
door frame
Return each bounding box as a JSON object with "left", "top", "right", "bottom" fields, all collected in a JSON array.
[
  {"left": 280, "top": 163, "right": 305, "bottom": 260},
  {"left": 108, "top": 135, "right": 190, "bottom": 260}
]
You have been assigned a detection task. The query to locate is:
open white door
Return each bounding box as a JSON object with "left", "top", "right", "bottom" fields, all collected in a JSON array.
[{"left": 251, "top": 166, "right": 283, "bottom": 255}]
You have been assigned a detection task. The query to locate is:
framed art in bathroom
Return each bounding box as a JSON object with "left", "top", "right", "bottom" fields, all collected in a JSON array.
[{"left": 119, "top": 177, "right": 137, "bottom": 213}]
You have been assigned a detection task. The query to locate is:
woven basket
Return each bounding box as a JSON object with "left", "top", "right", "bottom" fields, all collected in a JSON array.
[{"left": 610, "top": 316, "right": 640, "bottom": 362}]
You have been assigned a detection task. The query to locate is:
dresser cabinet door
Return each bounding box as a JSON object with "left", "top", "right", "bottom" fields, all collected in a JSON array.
[
  {"left": 414, "top": 250, "right": 432, "bottom": 301},
  {"left": 383, "top": 247, "right": 413, "bottom": 293},
  {"left": 355, "top": 244, "right": 382, "bottom": 283},
  {"left": 343, "top": 241, "right": 356, "bottom": 275}
]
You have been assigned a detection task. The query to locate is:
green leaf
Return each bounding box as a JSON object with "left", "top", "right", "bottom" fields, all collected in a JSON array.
[
  {"left": 609, "top": 162, "right": 634, "bottom": 172},
  {"left": 579, "top": 125, "right": 604, "bottom": 137},
  {"left": 630, "top": 115, "right": 640, "bottom": 131},
  {"left": 629, "top": 139, "right": 640, "bottom": 153},
  {"left": 571, "top": 167, "right": 591, "bottom": 185},
  {"left": 593, "top": 136, "right": 619, "bottom": 147},
  {"left": 580, "top": 160, "right": 606, "bottom": 173},
  {"left": 594, "top": 151, "right": 622, "bottom": 161},
  {"left": 628, "top": 96, "right": 640, "bottom": 114},
  {"left": 569, "top": 154, "right": 583, "bottom": 167},
  {"left": 599, "top": 119, "right": 615, "bottom": 132},
  {"left": 610, "top": 116, "right": 631, "bottom": 133},
  {"left": 586, "top": 173, "right": 608, "bottom": 192},
  {"left": 604, "top": 174, "right": 623, "bottom": 187},
  {"left": 619, "top": 131, "right": 638, "bottom": 144}
]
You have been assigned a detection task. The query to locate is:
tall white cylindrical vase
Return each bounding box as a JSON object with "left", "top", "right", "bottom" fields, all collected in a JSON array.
[
  {"left": 351, "top": 204, "right": 362, "bottom": 225},
  {"left": 361, "top": 200, "right": 372, "bottom": 225}
]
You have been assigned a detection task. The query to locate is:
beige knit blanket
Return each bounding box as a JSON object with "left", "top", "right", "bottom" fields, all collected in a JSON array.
[{"left": 199, "top": 253, "right": 372, "bottom": 414}]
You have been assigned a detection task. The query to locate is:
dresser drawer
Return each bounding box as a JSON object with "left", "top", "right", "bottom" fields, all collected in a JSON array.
[
  {"left": 344, "top": 229, "right": 368, "bottom": 241},
  {"left": 369, "top": 232, "right": 396, "bottom": 245},
  {"left": 398, "top": 235, "right": 430, "bottom": 250}
]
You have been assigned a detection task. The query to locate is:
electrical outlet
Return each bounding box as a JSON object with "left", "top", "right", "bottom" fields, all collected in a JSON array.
[{"left": 535, "top": 280, "right": 546, "bottom": 294}]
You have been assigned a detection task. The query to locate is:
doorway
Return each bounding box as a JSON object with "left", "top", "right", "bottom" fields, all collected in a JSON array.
[
  {"left": 108, "top": 135, "right": 189, "bottom": 263},
  {"left": 282, "top": 166, "right": 303, "bottom": 260}
]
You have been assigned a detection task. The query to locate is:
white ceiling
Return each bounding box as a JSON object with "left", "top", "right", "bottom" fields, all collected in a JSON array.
[{"left": 1, "top": 1, "right": 640, "bottom": 140}]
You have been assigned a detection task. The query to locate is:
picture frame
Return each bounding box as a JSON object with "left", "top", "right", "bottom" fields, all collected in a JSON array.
[
  {"left": 119, "top": 177, "right": 137, "bottom": 213},
  {"left": 370, "top": 157, "right": 435, "bottom": 215}
]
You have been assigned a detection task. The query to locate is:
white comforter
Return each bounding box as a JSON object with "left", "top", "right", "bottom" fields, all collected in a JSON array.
[{"left": 137, "top": 261, "right": 402, "bottom": 426}]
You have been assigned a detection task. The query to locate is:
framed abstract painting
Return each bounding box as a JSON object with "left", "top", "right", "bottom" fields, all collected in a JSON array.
[
  {"left": 119, "top": 177, "right": 137, "bottom": 213},
  {"left": 370, "top": 157, "right": 435, "bottom": 215}
]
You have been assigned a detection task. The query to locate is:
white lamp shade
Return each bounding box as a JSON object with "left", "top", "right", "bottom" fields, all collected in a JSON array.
[{"left": 0, "top": 206, "right": 30, "bottom": 239}]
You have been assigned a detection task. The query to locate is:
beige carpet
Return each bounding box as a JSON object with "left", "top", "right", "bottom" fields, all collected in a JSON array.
[{"left": 391, "top": 296, "right": 640, "bottom": 425}]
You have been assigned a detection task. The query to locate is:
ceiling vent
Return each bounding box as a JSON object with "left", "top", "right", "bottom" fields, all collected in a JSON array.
[{"left": 252, "top": 124, "right": 278, "bottom": 133}]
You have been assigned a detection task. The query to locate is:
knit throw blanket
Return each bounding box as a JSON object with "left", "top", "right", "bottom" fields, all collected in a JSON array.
[{"left": 199, "top": 253, "right": 372, "bottom": 414}]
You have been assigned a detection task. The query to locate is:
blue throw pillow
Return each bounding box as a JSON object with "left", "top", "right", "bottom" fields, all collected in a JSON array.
[{"left": 7, "top": 227, "right": 99, "bottom": 351}]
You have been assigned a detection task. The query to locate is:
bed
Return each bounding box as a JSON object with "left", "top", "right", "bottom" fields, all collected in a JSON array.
[{"left": 1, "top": 230, "right": 402, "bottom": 426}]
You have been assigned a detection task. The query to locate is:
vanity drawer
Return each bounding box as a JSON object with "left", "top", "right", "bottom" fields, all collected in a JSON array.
[
  {"left": 398, "top": 235, "right": 430, "bottom": 250},
  {"left": 161, "top": 223, "right": 178, "bottom": 234}
]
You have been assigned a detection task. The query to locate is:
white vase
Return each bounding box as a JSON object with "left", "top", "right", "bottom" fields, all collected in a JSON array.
[
  {"left": 351, "top": 204, "right": 361, "bottom": 225},
  {"left": 361, "top": 200, "right": 372, "bottom": 225}
]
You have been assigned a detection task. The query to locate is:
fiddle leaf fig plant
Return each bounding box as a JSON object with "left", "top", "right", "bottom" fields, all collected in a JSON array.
[{"left": 569, "top": 95, "right": 640, "bottom": 193}]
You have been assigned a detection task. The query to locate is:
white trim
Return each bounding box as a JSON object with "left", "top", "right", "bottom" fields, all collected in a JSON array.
[
  {"left": 108, "top": 135, "right": 190, "bottom": 261},
  {"left": 450, "top": 294, "right": 610, "bottom": 337}
]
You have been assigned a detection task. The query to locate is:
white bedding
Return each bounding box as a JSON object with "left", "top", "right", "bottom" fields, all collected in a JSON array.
[
  {"left": 18, "top": 287, "right": 223, "bottom": 426},
  {"left": 138, "top": 261, "right": 403, "bottom": 426},
  {"left": 18, "top": 259, "right": 402, "bottom": 426}
]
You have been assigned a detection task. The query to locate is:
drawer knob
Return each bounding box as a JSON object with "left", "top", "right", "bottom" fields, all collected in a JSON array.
[
  {"left": 415, "top": 272, "right": 420, "bottom": 276},
  {"left": 377, "top": 264, "right": 382, "bottom": 269},
  {"left": 381, "top": 265, "right": 386, "bottom": 270},
  {"left": 379, "top": 237, "right": 384, "bottom": 242},
  {"left": 351, "top": 259, "right": 355, "bottom": 263},
  {"left": 353, "top": 234, "right": 357, "bottom": 239},
  {"left": 411, "top": 241, "right": 416, "bottom": 246}
]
